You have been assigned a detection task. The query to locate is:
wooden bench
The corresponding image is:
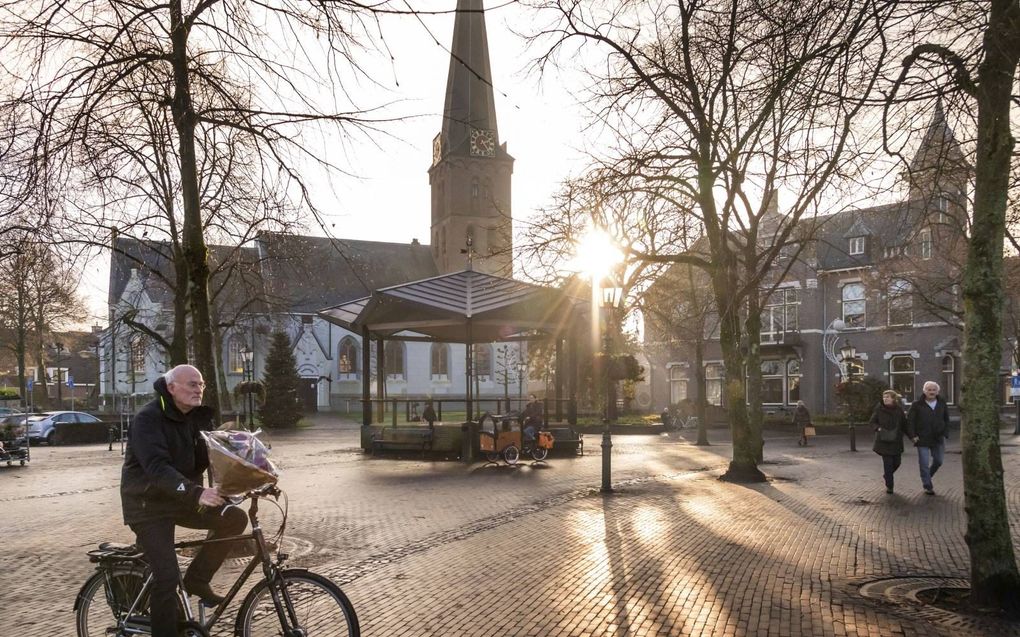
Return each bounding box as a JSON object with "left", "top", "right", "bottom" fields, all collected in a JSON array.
[
  {"left": 547, "top": 427, "right": 583, "bottom": 455},
  {"left": 370, "top": 427, "right": 433, "bottom": 457}
]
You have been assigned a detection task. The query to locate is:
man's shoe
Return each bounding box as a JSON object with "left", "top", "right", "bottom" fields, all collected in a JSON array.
[
  {"left": 924, "top": 488, "right": 935, "bottom": 496},
  {"left": 886, "top": 486, "right": 893, "bottom": 494},
  {"left": 182, "top": 577, "right": 225, "bottom": 606}
]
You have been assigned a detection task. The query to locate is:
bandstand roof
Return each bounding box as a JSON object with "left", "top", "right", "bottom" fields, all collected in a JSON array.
[{"left": 317, "top": 270, "right": 583, "bottom": 343}]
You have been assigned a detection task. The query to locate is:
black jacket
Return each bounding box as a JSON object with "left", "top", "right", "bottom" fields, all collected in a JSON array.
[
  {"left": 120, "top": 377, "right": 215, "bottom": 524},
  {"left": 870, "top": 402, "right": 907, "bottom": 456},
  {"left": 905, "top": 395, "right": 950, "bottom": 448}
]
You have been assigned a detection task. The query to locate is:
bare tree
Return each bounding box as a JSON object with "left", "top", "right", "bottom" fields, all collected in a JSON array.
[
  {"left": 525, "top": 0, "right": 896, "bottom": 480},
  {"left": 0, "top": 0, "right": 398, "bottom": 415},
  {"left": 884, "top": 0, "right": 1020, "bottom": 612}
]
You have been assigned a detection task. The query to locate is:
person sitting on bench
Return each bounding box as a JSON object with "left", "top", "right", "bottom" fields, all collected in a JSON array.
[{"left": 522, "top": 394, "right": 543, "bottom": 442}]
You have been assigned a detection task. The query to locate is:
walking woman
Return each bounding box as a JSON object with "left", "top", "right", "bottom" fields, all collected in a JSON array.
[
  {"left": 871, "top": 390, "right": 907, "bottom": 494},
  {"left": 793, "top": 400, "right": 813, "bottom": 446}
]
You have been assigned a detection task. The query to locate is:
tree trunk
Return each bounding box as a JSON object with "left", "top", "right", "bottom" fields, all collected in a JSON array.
[
  {"left": 169, "top": 0, "right": 220, "bottom": 419},
  {"left": 714, "top": 262, "right": 765, "bottom": 482},
  {"left": 959, "top": 0, "right": 1020, "bottom": 611},
  {"left": 744, "top": 291, "right": 764, "bottom": 464}
]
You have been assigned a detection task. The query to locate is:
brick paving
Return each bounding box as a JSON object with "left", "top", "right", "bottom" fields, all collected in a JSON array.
[{"left": 1, "top": 416, "right": 1018, "bottom": 636}]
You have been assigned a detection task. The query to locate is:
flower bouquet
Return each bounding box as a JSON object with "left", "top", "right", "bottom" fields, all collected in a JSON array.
[{"left": 201, "top": 429, "right": 278, "bottom": 496}]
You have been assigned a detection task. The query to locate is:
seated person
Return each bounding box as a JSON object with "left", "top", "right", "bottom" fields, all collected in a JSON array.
[{"left": 522, "top": 394, "right": 544, "bottom": 441}]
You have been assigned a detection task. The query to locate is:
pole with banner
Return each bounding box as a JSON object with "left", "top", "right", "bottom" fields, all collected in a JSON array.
[
  {"left": 26, "top": 377, "right": 33, "bottom": 413},
  {"left": 67, "top": 375, "right": 75, "bottom": 412},
  {"left": 1012, "top": 374, "right": 1020, "bottom": 436}
]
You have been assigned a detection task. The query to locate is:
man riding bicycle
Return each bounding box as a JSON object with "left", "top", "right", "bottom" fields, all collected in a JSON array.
[{"left": 120, "top": 365, "right": 247, "bottom": 637}]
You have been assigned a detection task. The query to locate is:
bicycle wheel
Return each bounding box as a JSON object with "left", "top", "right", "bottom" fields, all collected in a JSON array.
[
  {"left": 503, "top": 444, "right": 520, "bottom": 465},
  {"left": 531, "top": 446, "right": 548, "bottom": 461},
  {"left": 236, "top": 568, "right": 359, "bottom": 637},
  {"left": 75, "top": 568, "right": 146, "bottom": 637}
]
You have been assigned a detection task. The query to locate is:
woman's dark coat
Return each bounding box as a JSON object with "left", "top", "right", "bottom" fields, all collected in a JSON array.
[{"left": 870, "top": 402, "right": 907, "bottom": 456}]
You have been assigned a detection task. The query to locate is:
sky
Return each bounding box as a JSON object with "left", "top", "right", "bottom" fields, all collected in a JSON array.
[{"left": 76, "top": 1, "right": 596, "bottom": 328}]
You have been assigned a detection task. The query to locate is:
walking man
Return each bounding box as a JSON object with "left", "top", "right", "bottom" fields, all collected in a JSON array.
[{"left": 905, "top": 381, "right": 950, "bottom": 495}]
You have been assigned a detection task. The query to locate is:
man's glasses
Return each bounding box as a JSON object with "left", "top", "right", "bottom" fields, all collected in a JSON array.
[{"left": 180, "top": 381, "right": 206, "bottom": 390}]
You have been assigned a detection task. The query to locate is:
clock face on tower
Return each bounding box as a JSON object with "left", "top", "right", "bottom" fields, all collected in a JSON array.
[
  {"left": 469, "top": 128, "right": 496, "bottom": 157},
  {"left": 432, "top": 134, "right": 442, "bottom": 165}
]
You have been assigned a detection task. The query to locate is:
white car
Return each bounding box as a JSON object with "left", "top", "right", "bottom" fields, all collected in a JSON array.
[{"left": 27, "top": 411, "right": 102, "bottom": 445}]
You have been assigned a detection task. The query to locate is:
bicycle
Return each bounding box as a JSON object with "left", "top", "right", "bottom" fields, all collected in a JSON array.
[{"left": 74, "top": 484, "right": 359, "bottom": 637}]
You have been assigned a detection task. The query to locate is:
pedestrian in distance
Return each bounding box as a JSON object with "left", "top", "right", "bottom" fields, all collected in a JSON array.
[
  {"left": 120, "top": 365, "right": 248, "bottom": 637},
  {"left": 905, "top": 381, "right": 951, "bottom": 496},
  {"left": 423, "top": 400, "right": 437, "bottom": 430},
  {"left": 793, "top": 400, "right": 813, "bottom": 446},
  {"left": 871, "top": 390, "right": 907, "bottom": 494}
]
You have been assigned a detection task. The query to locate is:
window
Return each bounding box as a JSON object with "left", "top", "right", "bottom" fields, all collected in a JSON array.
[
  {"left": 942, "top": 355, "right": 956, "bottom": 405},
  {"left": 431, "top": 343, "right": 450, "bottom": 379},
  {"left": 883, "top": 245, "right": 904, "bottom": 259},
  {"left": 337, "top": 337, "right": 358, "bottom": 377},
  {"left": 384, "top": 342, "right": 405, "bottom": 380},
  {"left": 849, "top": 236, "right": 865, "bottom": 255},
  {"left": 474, "top": 344, "right": 492, "bottom": 380},
  {"left": 760, "top": 360, "right": 784, "bottom": 405},
  {"left": 888, "top": 279, "right": 913, "bottom": 326},
  {"left": 889, "top": 355, "right": 915, "bottom": 402},
  {"left": 228, "top": 336, "right": 246, "bottom": 374},
  {"left": 919, "top": 228, "right": 933, "bottom": 259},
  {"left": 761, "top": 288, "right": 799, "bottom": 342},
  {"left": 705, "top": 363, "right": 724, "bottom": 406},
  {"left": 131, "top": 335, "right": 147, "bottom": 375},
  {"left": 668, "top": 366, "right": 688, "bottom": 405},
  {"left": 842, "top": 282, "right": 866, "bottom": 328},
  {"left": 787, "top": 360, "right": 802, "bottom": 404}
]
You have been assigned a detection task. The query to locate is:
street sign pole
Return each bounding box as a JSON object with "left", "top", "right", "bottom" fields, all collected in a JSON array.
[{"left": 1013, "top": 375, "right": 1020, "bottom": 435}]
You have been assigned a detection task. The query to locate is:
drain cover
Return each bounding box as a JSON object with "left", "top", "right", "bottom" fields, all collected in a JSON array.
[{"left": 859, "top": 576, "right": 1020, "bottom": 635}]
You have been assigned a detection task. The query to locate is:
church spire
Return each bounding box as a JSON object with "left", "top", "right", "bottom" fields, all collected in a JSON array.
[
  {"left": 905, "top": 99, "right": 970, "bottom": 201},
  {"left": 440, "top": 0, "right": 501, "bottom": 157},
  {"left": 429, "top": 0, "right": 515, "bottom": 277}
]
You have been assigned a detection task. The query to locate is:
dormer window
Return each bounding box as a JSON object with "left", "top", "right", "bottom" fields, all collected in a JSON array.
[{"left": 849, "top": 236, "right": 865, "bottom": 256}]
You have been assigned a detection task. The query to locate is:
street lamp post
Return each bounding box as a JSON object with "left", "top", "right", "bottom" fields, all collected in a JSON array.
[
  {"left": 241, "top": 347, "right": 254, "bottom": 429},
  {"left": 517, "top": 359, "right": 528, "bottom": 411},
  {"left": 839, "top": 339, "right": 857, "bottom": 452},
  {"left": 600, "top": 284, "right": 624, "bottom": 493}
]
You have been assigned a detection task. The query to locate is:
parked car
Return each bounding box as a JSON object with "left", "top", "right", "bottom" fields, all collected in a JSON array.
[
  {"left": 0, "top": 406, "right": 24, "bottom": 417},
  {"left": 27, "top": 411, "right": 102, "bottom": 445}
]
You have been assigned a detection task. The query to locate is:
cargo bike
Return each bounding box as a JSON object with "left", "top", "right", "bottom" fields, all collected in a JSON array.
[{"left": 478, "top": 412, "right": 555, "bottom": 464}]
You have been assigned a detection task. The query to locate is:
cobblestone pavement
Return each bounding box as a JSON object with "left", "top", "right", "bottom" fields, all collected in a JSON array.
[{"left": 2, "top": 417, "right": 1018, "bottom": 636}]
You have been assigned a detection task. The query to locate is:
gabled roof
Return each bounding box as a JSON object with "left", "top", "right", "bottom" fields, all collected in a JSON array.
[
  {"left": 109, "top": 233, "right": 439, "bottom": 318},
  {"left": 318, "top": 269, "right": 583, "bottom": 343},
  {"left": 258, "top": 233, "right": 438, "bottom": 313}
]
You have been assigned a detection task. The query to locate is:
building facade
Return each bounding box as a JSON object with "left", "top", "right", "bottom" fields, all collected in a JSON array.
[{"left": 644, "top": 107, "right": 996, "bottom": 417}]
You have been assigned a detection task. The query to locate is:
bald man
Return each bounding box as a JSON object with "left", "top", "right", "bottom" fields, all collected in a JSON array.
[{"left": 120, "top": 365, "right": 247, "bottom": 637}]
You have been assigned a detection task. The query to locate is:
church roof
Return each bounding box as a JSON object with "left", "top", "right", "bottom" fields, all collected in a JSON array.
[
  {"left": 109, "top": 233, "right": 438, "bottom": 317},
  {"left": 258, "top": 233, "right": 438, "bottom": 313}
]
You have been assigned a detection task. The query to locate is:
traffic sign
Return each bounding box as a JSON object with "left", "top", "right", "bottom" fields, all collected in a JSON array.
[
  {"left": 26, "top": 378, "right": 33, "bottom": 391},
  {"left": 1011, "top": 375, "right": 1020, "bottom": 397},
  {"left": 66, "top": 374, "right": 74, "bottom": 389}
]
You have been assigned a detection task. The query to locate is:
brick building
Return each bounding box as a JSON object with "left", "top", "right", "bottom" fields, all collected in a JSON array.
[{"left": 643, "top": 105, "right": 992, "bottom": 417}]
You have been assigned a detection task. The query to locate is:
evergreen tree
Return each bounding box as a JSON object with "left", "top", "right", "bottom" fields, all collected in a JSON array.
[{"left": 260, "top": 331, "right": 302, "bottom": 428}]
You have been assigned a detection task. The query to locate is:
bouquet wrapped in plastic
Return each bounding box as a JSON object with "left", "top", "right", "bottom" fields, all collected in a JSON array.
[{"left": 201, "top": 429, "right": 278, "bottom": 496}]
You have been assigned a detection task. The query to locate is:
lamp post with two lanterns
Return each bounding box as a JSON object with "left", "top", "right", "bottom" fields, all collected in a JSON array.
[
  {"left": 599, "top": 284, "right": 624, "bottom": 493},
  {"left": 839, "top": 339, "right": 858, "bottom": 452},
  {"left": 516, "top": 358, "right": 528, "bottom": 411}
]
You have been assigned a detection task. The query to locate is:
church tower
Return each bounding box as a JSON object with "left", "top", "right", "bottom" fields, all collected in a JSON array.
[{"left": 429, "top": 0, "right": 514, "bottom": 276}]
